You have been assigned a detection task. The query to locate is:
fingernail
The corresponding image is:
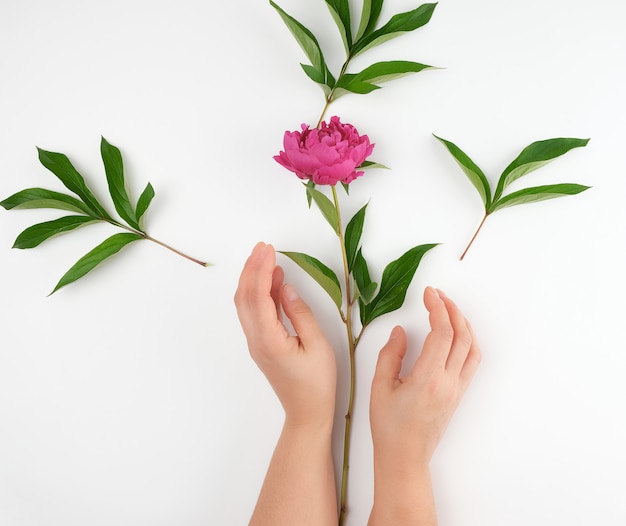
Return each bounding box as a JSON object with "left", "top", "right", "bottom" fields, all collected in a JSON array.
[
  {"left": 389, "top": 326, "right": 401, "bottom": 340},
  {"left": 283, "top": 283, "right": 299, "bottom": 302},
  {"left": 435, "top": 287, "right": 446, "bottom": 298},
  {"left": 252, "top": 241, "right": 265, "bottom": 256},
  {"left": 426, "top": 286, "right": 440, "bottom": 298}
]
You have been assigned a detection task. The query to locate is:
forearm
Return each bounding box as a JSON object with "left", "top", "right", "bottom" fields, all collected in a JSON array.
[
  {"left": 250, "top": 421, "right": 337, "bottom": 526},
  {"left": 368, "top": 459, "right": 436, "bottom": 526}
]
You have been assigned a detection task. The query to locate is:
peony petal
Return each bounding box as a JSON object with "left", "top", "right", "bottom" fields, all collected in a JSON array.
[
  {"left": 317, "top": 159, "right": 357, "bottom": 184},
  {"left": 309, "top": 142, "right": 341, "bottom": 165}
]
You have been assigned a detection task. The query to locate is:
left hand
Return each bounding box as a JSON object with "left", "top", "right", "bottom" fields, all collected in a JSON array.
[{"left": 234, "top": 242, "right": 337, "bottom": 430}]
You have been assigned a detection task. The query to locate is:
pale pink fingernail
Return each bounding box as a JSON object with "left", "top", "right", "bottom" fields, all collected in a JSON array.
[
  {"left": 252, "top": 241, "right": 265, "bottom": 255},
  {"left": 283, "top": 283, "right": 299, "bottom": 302},
  {"left": 426, "top": 286, "right": 440, "bottom": 298},
  {"left": 389, "top": 326, "right": 402, "bottom": 340}
]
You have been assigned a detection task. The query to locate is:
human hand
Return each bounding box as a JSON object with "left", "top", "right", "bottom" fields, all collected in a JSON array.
[
  {"left": 234, "top": 242, "right": 337, "bottom": 430},
  {"left": 370, "top": 286, "right": 481, "bottom": 471}
]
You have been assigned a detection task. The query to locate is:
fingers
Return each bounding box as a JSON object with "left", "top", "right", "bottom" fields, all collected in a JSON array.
[
  {"left": 412, "top": 287, "right": 480, "bottom": 380},
  {"left": 234, "top": 242, "right": 279, "bottom": 331},
  {"left": 416, "top": 286, "right": 454, "bottom": 371},
  {"left": 271, "top": 266, "right": 285, "bottom": 322},
  {"left": 373, "top": 326, "right": 407, "bottom": 384},
  {"left": 459, "top": 319, "right": 481, "bottom": 389},
  {"left": 437, "top": 289, "right": 474, "bottom": 376},
  {"left": 280, "top": 283, "right": 325, "bottom": 348}
]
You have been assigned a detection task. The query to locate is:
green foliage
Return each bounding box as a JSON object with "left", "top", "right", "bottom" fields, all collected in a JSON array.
[
  {"left": 285, "top": 185, "right": 436, "bottom": 331},
  {"left": 279, "top": 251, "right": 343, "bottom": 311},
  {"left": 434, "top": 135, "right": 591, "bottom": 259},
  {"left": 352, "top": 248, "right": 377, "bottom": 304},
  {"left": 344, "top": 202, "right": 367, "bottom": 272},
  {"left": 50, "top": 233, "right": 143, "bottom": 295},
  {"left": 306, "top": 185, "right": 339, "bottom": 233},
  {"left": 101, "top": 136, "right": 140, "bottom": 230},
  {"left": 270, "top": 0, "right": 436, "bottom": 104},
  {"left": 360, "top": 243, "right": 437, "bottom": 326},
  {"left": 1, "top": 137, "right": 207, "bottom": 294},
  {"left": 13, "top": 216, "right": 98, "bottom": 249}
]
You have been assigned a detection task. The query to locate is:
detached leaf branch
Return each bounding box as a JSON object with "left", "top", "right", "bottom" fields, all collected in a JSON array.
[
  {"left": 434, "top": 135, "right": 591, "bottom": 260},
  {"left": 1, "top": 137, "right": 210, "bottom": 294},
  {"left": 271, "top": 0, "right": 437, "bottom": 125}
]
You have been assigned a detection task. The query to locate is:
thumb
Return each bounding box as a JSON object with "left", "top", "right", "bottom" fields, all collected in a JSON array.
[
  {"left": 281, "top": 283, "right": 324, "bottom": 347},
  {"left": 373, "top": 326, "right": 407, "bottom": 383}
]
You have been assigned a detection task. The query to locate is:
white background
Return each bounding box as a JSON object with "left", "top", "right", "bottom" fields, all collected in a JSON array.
[{"left": 1, "top": 1, "right": 625, "bottom": 525}]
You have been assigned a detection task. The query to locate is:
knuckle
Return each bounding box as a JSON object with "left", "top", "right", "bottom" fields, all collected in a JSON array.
[
  {"left": 289, "top": 300, "right": 312, "bottom": 317},
  {"left": 439, "top": 327, "right": 455, "bottom": 343},
  {"left": 457, "top": 329, "right": 473, "bottom": 349}
]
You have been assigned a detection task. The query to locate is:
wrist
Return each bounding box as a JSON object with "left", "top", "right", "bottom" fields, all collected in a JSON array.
[
  {"left": 283, "top": 415, "right": 334, "bottom": 438},
  {"left": 372, "top": 441, "right": 432, "bottom": 479},
  {"left": 373, "top": 456, "right": 431, "bottom": 488},
  {"left": 370, "top": 464, "right": 436, "bottom": 526}
]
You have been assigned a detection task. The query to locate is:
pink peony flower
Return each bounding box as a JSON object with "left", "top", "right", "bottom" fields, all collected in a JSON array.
[{"left": 274, "top": 116, "right": 375, "bottom": 185}]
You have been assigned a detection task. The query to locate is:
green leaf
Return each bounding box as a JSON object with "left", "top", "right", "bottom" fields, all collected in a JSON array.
[
  {"left": 37, "top": 147, "right": 113, "bottom": 220},
  {"left": 300, "top": 64, "right": 325, "bottom": 84},
  {"left": 334, "top": 74, "right": 380, "bottom": 95},
  {"left": 325, "top": 0, "right": 352, "bottom": 52},
  {"left": 50, "top": 232, "right": 143, "bottom": 295},
  {"left": 353, "top": 3, "right": 437, "bottom": 56},
  {"left": 494, "top": 137, "right": 590, "bottom": 200},
  {"left": 304, "top": 180, "right": 316, "bottom": 208},
  {"left": 434, "top": 135, "right": 492, "bottom": 209},
  {"left": 306, "top": 186, "right": 339, "bottom": 234},
  {"left": 301, "top": 64, "right": 334, "bottom": 97},
  {"left": 101, "top": 137, "right": 140, "bottom": 230},
  {"left": 361, "top": 243, "right": 438, "bottom": 326},
  {"left": 345, "top": 203, "right": 368, "bottom": 273},
  {"left": 135, "top": 182, "right": 155, "bottom": 225},
  {"left": 336, "top": 61, "right": 434, "bottom": 95},
  {"left": 353, "top": 249, "right": 377, "bottom": 311},
  {"left": 13, "top": 216, "right": 98, "bottom": 249},
  {"left": 355, "top": 0, "right": 384, "bottom": 41},
  {"left": 489, "top": 183, "right": 590, "bottom": 213},
  {"left": 357, "top": 281, "right": 378, "bottom": 305},
  {"left": 0, "top": 188, "right": 95, "bottom": 215},
  {"left": 352, "top": 60, "right": 433, "bottom": 87},
  {"left": 359, "top": 160, "right": 389, "bottom": 170},
  {"left": 270, "top": 1, "right": 335, "bottom": 87},
  {"left": 279, "top": 251, "right": 342, "bottom": 311}
]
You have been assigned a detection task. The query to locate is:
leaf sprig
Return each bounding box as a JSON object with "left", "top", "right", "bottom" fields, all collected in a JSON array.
[
  {"left": 1, "top": 137, "right": 210, "bottom": 294},
  {"left": 271, "top": 0, "right": 437, "bottom": 125},
  {"left": 282, "top": 189, "right": 436, "bottom": 332},
  {"left": 434, "top": 135, "right": 591, "bottom": 260}
]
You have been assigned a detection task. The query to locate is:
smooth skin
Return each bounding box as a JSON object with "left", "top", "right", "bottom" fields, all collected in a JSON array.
[
  {"left": 235, "top": 242, "right": 481, "bottom": 526},
  {"left": 234, "top": 242, "right": 338, "bottom": 526},
  {"left": 368, "top": 287, "right": 481, "bottom": 525}
]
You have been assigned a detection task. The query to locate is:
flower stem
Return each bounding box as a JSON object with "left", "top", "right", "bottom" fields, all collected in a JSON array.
[
  {"left": 144, "top": 234, "right": 211, "bottom": 267},
  {"left": 460, "top": 212, "right": 488, "bottom": 261},
  {"left": 332, "top": 186, "right": 356, "bottom": 526},
  {"left": 106, "top": 218, "right": 210, "bottom": 267},
  {"left": 316, "top": 58, "right": 352, "bottom": 128}
]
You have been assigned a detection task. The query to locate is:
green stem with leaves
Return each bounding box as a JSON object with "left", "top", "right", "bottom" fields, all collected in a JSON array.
[
  {"left": 106, "top": 218, "right": 210, "bottom": 267},
  {"left": 331, "top": 185, "right": 360, "bottom": 526},
  {"left": 316, "top": 59, "right": 352, "bottom": 128}
]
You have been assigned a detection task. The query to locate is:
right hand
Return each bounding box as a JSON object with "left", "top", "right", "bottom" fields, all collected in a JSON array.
[{"left": 369, "top": 286, "right": 481, "bottom": 470}]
